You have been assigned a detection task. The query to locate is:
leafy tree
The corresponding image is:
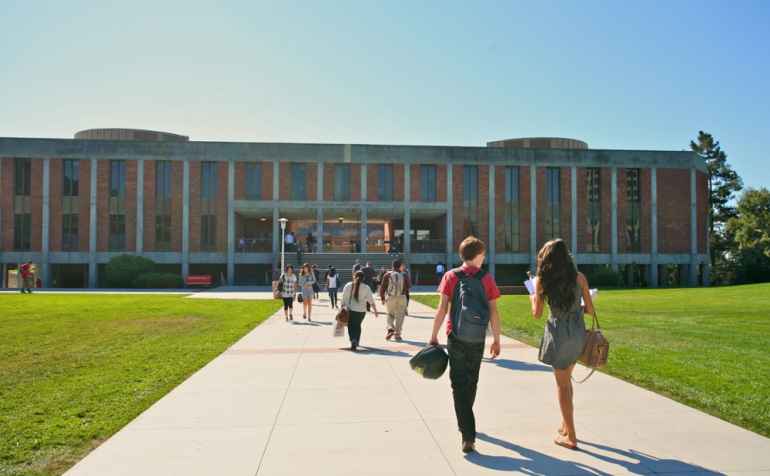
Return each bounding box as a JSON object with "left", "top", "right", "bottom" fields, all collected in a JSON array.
[
  {"left": 727, "top": 187, "right": 770, "bottom": 256},
  {"left": 105, "top": 254, "right": 155, "bottom": 288},
  {"left": 690, "top": 131, "right": 743, "bottom": 266}
]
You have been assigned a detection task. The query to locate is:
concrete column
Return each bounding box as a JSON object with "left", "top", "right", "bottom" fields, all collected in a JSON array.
[
  {"left": 273, "top": 205, "right": 280, "bottom": 255},
  {"left": 0, "top": 157, "right": 2, "bottom": 258},
  {"left": 530, "top": 165, "right": 537, "bottom": 273},
  {"left": 659, "top": 264, "right": 668, "bottom": 287},
  {"left": 626, "top": 264, "right": 634, "bottom": 287},
  {"left": 273, "top": 161, "right": 279, "bottom": 201},
  {"left": 89, "top": 158, "right": 98, "bottom": 288},
  {"left": 404, "top": 163, "right": 410, "bottom": 203},
  {"left": 361, "top": 208, "right": 368, "bottom": 253},
  {"left": 488, "top": 165, "right": 495, "bottom": 277},
  {"left": 402, "top": 208, "right": 409, "bottom": 255},
  {"left": 317, "top": 208, "right": 323, "bottom": 254},
  {"left": 136, "top": 159, "right": 144, "bottom": 254},
  {"left": 317, "top": 161, "right": 324, "bottom": 204},
  {"left": 446, "top": 166, "right": 453, "bottom": 266},
  {"left": 571, "top": 166, "right": 578, "bottom": 261},
  {"left": 611, "top": 167, "right": 618, "bottom": 271},
  {"left": 702, "top": 263, "right": 710, "bottom": 286},
  {"left": 2, "top": 264, "right": 6, "bottom": 288},
  {"left": 689, "top": 169, "right": 698, "bottom": 286},
  {"left": 650, "top": 168, "right": 658, "bottom": 287},
  {"left": 41, "top": 157, "right": 50, "bottom": 287},
  {"left": 182, "top": 160, "right": 190, "bottom": 279},
  {"left": 227, "top": 161, "right": 235, "bottom": 286},
  {"left": 361, "top": 163, "right": 367, "bottom": 202}
]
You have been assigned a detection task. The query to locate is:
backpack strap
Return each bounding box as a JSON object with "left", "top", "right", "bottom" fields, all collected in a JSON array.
[{"left": 452, "top": 268, "right": 487, "bottom": 281}]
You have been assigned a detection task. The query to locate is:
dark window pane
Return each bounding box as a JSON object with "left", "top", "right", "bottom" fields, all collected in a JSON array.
[
  {"left": 71, "top": 161, "right": 79, "bottom": 197},
  {"left": 64, "top": 160, "right": 72, "bottom": 196}
]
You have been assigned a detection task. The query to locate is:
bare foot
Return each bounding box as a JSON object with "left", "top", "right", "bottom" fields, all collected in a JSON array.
[{"left": 554, "top": 436, "right": 578, "bottom": 451}]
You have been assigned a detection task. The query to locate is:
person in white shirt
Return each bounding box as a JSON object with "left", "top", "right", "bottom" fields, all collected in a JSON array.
[
  {"left": 285, "top": 232, "right": 294, "bottom": 252},
  {"left": 279, "top": 265, "right": 297, "bottom": 322},
  {"left": 324, "top": 266, "right": 340, "bottom": 309},
  {"left": 341, "top": 270, "right": 379, "bottom": 350}
]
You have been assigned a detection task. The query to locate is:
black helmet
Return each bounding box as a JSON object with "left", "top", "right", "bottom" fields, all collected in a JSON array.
[{"left": 409, "top": 344, "right": 448, "bottom": 380}]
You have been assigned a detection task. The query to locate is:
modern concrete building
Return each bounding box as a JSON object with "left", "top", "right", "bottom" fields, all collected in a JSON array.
[{"left": 0, "top": 132, "right": 709, "bottom": 288}]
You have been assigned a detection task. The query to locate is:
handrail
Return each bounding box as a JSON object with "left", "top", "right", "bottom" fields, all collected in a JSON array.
[
  {"left": 410, "top": 239, "right": 446, "bottom": 253},
  {"left": 236, "top": 238, "right": 272, "bottom": 253}
]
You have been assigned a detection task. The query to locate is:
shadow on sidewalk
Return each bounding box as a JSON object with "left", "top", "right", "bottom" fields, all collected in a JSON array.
[
  {"left": 465, "top": 433, "right": 724, "bottom": 475},
  {"left": 485, "top": 359, "right": 551, "bottom": 372}
]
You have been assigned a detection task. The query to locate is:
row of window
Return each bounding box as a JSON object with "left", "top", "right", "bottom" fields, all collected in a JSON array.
[{"left": 8, "top": 160, "right": 643, "bottom": 253}]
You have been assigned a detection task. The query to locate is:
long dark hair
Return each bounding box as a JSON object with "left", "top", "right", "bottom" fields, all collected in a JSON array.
[
  {"left": 536, "top": 239, "right": 578, "bottom": 313},
  {"left": 353, "top": 270, "right": 364, "bottom": 301},
  {"left": 328, "top": 267, "right": 336, "bottom": 278}
]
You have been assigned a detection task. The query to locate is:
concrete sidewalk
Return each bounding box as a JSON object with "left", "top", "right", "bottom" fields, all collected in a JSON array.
[{"left": 64, "top": 296, "right": 770, "bottom": 476}]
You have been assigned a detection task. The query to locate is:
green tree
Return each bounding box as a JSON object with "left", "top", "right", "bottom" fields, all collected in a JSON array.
[
  {"left": 727, "top": 187, "right": 770, "bottom": 256},
  {"left": 690, "top": 131, "right": 743, "bottom": 266}
]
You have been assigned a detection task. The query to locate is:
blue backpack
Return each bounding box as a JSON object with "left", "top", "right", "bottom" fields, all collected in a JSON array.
[{"left": 450, "top": 269, "right": 491, "bottom": 343}]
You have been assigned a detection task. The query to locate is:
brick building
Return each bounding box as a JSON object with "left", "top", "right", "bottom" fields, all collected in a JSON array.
[{"left": 0, "top": 131, "right": 710, "bottom": 288}]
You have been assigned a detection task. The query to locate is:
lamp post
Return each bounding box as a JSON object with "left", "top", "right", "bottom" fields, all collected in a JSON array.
[{"left": 279, "top": 218, "right": 288, "bottom": 274}]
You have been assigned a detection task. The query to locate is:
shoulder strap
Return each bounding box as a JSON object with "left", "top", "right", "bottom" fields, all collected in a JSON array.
[{"left": 572, "top": 313, "right": 602, "bottom": 384}]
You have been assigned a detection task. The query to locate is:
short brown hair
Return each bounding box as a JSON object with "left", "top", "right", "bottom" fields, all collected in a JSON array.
[{"left": 459, "top": 236, "right": 486, "bottom": 261}]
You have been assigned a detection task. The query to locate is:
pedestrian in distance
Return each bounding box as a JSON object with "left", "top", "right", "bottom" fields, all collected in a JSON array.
[
  {"left": 400, "top": 262, "right": 411, "bottom": 316},
  {"left": 296, "top": 242, "right": 303, "bottom": 266},
  {"left": 279, "top": 265, "right": 297, "bottom": 322},
  {"left": 379, "top": 258, "right": 412, "bottom": 341},
  {"left": 325, "top": 266, "right": 340, "bottom": 309},
  {"left": 298, "top": 263, "right": 316, "bottom": 322},
  {"left": 311, "top": 264, "right": 321, "bottom": 298},
  {"left": 352, "top": 259, "right": 362, "bottom": 276},
  {"left": 20, "top": 260, "right": 34, "bottom": 293},
  {"left": 530, "top": 238, "right": 595, "bottom": 452},
  {"left": 307, "top": 232, "right": 316, "bottom": 253},
  {"left": 436, "top": 261, "right": 445, "bottom": 285},
  {"left": 341, "top": 270, "right": 379, "bottom": 350},
  {"left": 389, "top": 236, "right": 399, "bottom": 257},
  {"left": 284, "top": 230, "right": 294, "bottom": 252},
  {"left": 35, "top": 278, "right": 42, "bottom": 289},
  {"left": 429, "top": 236, "right": 501, "bottom": 453},
  {"left": 376, "top": 266, "right": 387, "bottom": 294},
  {"left": 362, "top": 262, "right": 376, "bottom": 312}
]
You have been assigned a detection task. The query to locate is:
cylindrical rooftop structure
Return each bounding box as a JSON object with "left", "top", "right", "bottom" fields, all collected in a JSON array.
[
  {"left": 74, "top": 128, "right": 189, "bottom": 142},
  {"left": 487, "top": 137, "right": 588, "bottom": 149}
]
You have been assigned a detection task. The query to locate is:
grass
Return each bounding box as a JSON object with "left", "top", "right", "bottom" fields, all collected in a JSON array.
[
  {"left": 0, "top": 294, "right": 282, "bottom": 476},
  {"left": 412, "top": 283, "right": 770, "bottom": 439}
]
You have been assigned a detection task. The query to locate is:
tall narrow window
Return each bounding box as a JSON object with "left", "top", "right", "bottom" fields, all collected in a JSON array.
[
  {"left": 504, "top": 167, "right": 520, "bottom": 252},
  {"left": 201, "top": 162, "right": 218, "bottom": 252},
  {"left": 62, "top": 160, "right": 80, "bottom": 251},
  {"left": 334, "top": 164, "right": 350, "bottom": 201},
  {"left": 421, "top": 165, "right": 436, "bottom": 202},
  {"left": 290, "top": 163, "right": 306, "bottom": 200},
  {"left": 463, "top": 166, "right": 478, "bottom": 237},
  {"left": 155, "top": 161, "right": 172, "bottom": 251},
  {"left": 109, "top": 161, "right": 126, "bottom": 251},
  {"left": 13, "top": 158, "right": 31, "bottom": 251},
  {"left": 378, "top": 165, "right": 393, "bottom": 201},
  {"left": 586, "top": 168, "right": 601, "bottom": 252},
  {"left": 246, "top": 163, "right": 262, "bottom": 200},
  {"left": 626, "top": 168, "right": 641, "bottom": 253},
  {"left": 546, "top": 168, "right": 560, "bottom": 240}
]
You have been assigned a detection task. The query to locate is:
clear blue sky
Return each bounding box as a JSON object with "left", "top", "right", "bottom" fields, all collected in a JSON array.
[{"left": 1, "top": 1, "right": 768, "bottom": 189}]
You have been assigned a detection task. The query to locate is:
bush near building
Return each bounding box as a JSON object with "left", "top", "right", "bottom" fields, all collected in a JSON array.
[{"left": 105, "top": 254, "right": 155, "bottom": 288}]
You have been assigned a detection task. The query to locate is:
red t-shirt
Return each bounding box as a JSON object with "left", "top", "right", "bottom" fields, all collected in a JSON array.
[
  {"left": 20, "top": 264, "right": 31, "bottom": 278},
  {"left": 438, "top": 265, "right": 501, "bottom": 335}
]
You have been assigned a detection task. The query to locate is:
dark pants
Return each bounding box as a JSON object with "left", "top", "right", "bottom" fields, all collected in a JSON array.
[
  {"left": 348, "top": 310, "right": 366, "bottom": 343},
  {"left": 282, "top": 297, "right": 294, "bottom": 310},
  {"left": 447, "top": 333, "right": 485, "bottom": 444},
  {"left": 328, "top": 288, "right": 338, "bottom": 307}
]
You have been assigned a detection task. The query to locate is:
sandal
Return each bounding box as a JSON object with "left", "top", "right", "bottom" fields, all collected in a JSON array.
[
  {"left": 290, "top": 315, "right": 293, "bottom": 322},
  {"left": 554, "top": 437, "right": 578, "bottom": 451}
]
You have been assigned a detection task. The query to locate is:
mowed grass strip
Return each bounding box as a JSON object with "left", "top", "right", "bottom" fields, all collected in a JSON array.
[
  {"left": 0, "top": 294, "right": 282, "bottom": 476},
  {"left": 413, "top": 283, "right": 770, "bottom": 438}
]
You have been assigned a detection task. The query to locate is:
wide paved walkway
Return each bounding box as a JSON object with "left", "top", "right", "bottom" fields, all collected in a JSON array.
[{"left": 64, "top": 295, "right": 770, "bottom": 476}]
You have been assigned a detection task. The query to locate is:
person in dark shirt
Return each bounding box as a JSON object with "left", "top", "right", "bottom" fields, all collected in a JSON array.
[{"left": 362, "top": 262, "right": 377, "bottom": 311}]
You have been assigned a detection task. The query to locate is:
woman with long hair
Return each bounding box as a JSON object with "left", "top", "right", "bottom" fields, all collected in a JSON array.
[
  {"left": 298, "top": 263, "right": 316, "bottom": 322},
  {"left": 530, "top": 239, "right": 595, "bottom": 451},
  {"left": 340, "top": 270, "right": 378, "bottom": 350},
  {"left": 376, "top": 266, "right": 387, "bottom": 294},
  {"left": 324, "top": 266, "right": 339, "bottom": 309},
  {"left": 279, "top": 265, "right": 297, "bottom": 322},
  {"left": 312, "top": 264, "right": 321, "bottom": 299}
]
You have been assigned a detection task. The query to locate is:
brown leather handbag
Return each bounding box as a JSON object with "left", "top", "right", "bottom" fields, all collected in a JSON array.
[
  {"left": 573, "top": 313, "right": 610, "bottom": 383},
  {"left": 335, "top": 288, "right": 353, "bottom": 324}
]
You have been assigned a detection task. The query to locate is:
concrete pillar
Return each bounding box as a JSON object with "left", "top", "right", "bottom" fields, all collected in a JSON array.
[
  {"left": 404, "top": 163, "right": 410, "bottom": 203},
  {"left": 402, "top": 208, "right": 409, "bottom": 254},
  {"left": 530, "top": 165, "right": 537, "bottom": 273},
  {"left": 650, "top": 168, "right": 658, "bottom": 287},
  {"left": 227, "top": 161, "right": 235, "bottom": 286},
  {"left": 182, "top": 160, "right": 190, "bottom": 279},
  {"left": 41, "top": 157, "right": 50, "bottom": 287},
  {"left": 0, "top": 157, "right": 2, "bottom": 258},
  {"left": 136, "top": 159, "right": 144, "bottom": 254},
  {"left": 571, "top": 166, "right": 578, "bottom": 261},
  {"left": 488, "top": 165, "right": 495, "bottom": 277},
  {"left": 702, "top": 263, "right": 710, "bottom": 286},
  {"left": 317, "top": 208, "right": 323, "bottom": 254},
  {"left": 273, "top": 161, "right": 279, "bottom": 201},
  {"left": 689, "top": 169, "right": 698, "bottom": 286},
  {"left": 273, "top": 205, "right": 280, "bottom": 256},
  {"left": 2, "top": 264, "right": 6, "bottom": 288},
  {"left": 359, "top": 163, "right": 365, "bottom": 254},
  {"left": 659, "top": 264, "right": 668, "bottom": 287},
  {"left": 361, "top": 163, "right": 367, "bottom": 203},
  {"left": 89, "top": 158, "right": 98, "bottom": 288},
  {"left": 611, "top": 167, "right": 618, "bottom": 271},
  {"left": 446, "top": 165, "right": 453, "bottom": 266},
  {"left": 361, "top": 208, "right": 368, "bottom": 253},
  {"left": 626, "top": 264, "right": 634, "bottom": 287}
]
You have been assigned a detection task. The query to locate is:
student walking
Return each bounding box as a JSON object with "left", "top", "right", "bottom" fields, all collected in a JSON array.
[
  {"left": 400, "top": 262, "right": 411, "bottom": 315},
  {"left": 306, "top": 232, "right": 316, "bottom": 253},
  {"left": 379, "top": 259, "right": 412, "bottom": 341},
  {"left": 352, "top": 259, "right": 362, "bottom": 276},
  {"left": 20, "top": 261, "right": 34, "bottom": 293},
  {"left": 341, "top": 270, "right": 379, "bottom": 350},
  {"left": 530, "top": 239, "right": 595, "bottom": 452},
  {"left": 296, "top": 242, "right": 303, "bottom": 266},
  {"left": 362, "top": 262, "right": 376, "bottom": 312},
  {"left": 285, "top": 231, "right": 294, "bottom": 252},
  {"left": 325, "top": 266, "right": 340, "bottom": 309},
  {"left": 298, "top": 263, "right": 316, "bottom": 322},
  {"left": 312, "top": 264, "right": 321, "bottom": 298},
  {"left": 429, "top": 236, "right": 502, "bottom": 453},
  {"left": 279, "top": 265, "right": 297, "bottom": 322}
]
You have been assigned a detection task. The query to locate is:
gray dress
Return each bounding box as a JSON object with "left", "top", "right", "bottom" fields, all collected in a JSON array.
[
  {"left": 537, "top": 282, "right": 586, "bottom": 370},
  {"left": 298, "top": 273, "right": 316, "bottom": 299}
]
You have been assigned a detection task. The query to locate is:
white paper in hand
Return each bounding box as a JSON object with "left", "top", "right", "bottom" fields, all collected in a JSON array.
[
  {"left": 523, "top": 276, "right": 538, "bottom": 295},
  {"left": 581, "top": 288, "right": 598, "bottom": 307}
]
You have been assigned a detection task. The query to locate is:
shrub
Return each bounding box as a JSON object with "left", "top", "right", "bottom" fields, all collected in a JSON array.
[
  {"left": 133, "top": 273, "right": 184, "bottom": 289},
  {"left": 105, "top": 255, "right": 156, "bottom": 288},
  {"left": 587, "top": 266, "right": 622, "bottom": 287}
]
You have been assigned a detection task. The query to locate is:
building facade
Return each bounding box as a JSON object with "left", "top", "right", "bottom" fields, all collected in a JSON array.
[{"left": 0, "top": 133, "right": 710, "bottom": 288}]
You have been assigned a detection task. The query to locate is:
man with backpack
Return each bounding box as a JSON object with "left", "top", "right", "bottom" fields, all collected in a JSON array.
[
  {"left": 379, "top": 258, "right": 412, "bottom": 341},
  {"left": 20, "top": 260, "right": 34, "bottom": 293},
  {"left": 428, "top": 236, "right": 501, "bottom": 453}
]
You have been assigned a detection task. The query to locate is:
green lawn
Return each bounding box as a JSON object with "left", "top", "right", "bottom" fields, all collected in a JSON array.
[
  {"left": 0, "top": 294, "right": 282, "bottom": 476},
  {"left": 413, "top": 283, "right": 770, "bottom": 439}
]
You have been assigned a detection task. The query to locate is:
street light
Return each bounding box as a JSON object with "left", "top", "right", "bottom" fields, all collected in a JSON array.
[{"left": 279, "top": 218, "right": 289, "bottom": 274}]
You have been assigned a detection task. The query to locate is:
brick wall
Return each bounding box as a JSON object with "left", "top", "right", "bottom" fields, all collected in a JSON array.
[
  {"left": 0, "top": 158, "right": 14, "bottom": 251},
  {"left": 600, "top": 168, "right": 612, "bottom": 255},
  {"left": 48, "top": 159, "right": 63, "bottom": 252},
  {"left": 394, "top": 164, "right": 405, "bottom": 202},
  {"left": 262, "top": 161, "right": 273, "bottom": 200},
  {"left": 350, "top": 163, "right": 361, "bottom": 201},
  {"left": 188, "top": 161, "right": 201, "bottom": 253},
  {"left": 616, "top": 167, "right": 627, "bottom": 254},
  {"left": 367, "top": 164, "right": 378, "bottom": 201},
  {"left": 216, "top": 161, "right": 228, "bottom": 253},
  {"left": 306, "top": 162, "right": 317, "bottom": 201},
  {"left": 96, "top": 160, "right": 110, "bottom": 252},
  {"left": 641, "top": 168, "right": 652, "bottom": 254},
  {"left": 279, "top": 163, "right": 290, "bottom": 201},
  {"left": 494, "top": 169, "right": 505, "bottom": 253},
  {"left": 234, "top": 162, "right": 246, "bottom": 200},
  {"left": 124, "top": 160, "right": 137, "bottom": 252},
  {"left": 323, "top": 163, "right": 334, "bottom": 201},
  {"left": 437, "top": 164, "right": 447, "bottom": 203},
  {"left": 78, "top": 159, "right": 91, "bottom": 252},
  {"left": 576, "top": 167, "right": 587, "bottom": 253},
  {"left": 410, "top": 164, "right": 421, "bottom": 202},
  {"left": 697, "top": 170, "right": 708, "bottom": 254},
  {"left": 560, "top": 166, "right": 572, "bottom": 251},
  {"left": 143, "top": 160, "right": 156, "bottom": 252},
  {"left": 657, "top": 168, "right": 691, "bottom": 254},
  {"left": 535, "top": 167, "right": 546, "bottom": 251},
  {"left": 171, "top": 161, "right": 183, "bottom": 252},
  {"left": 520, "top": 166, "right": 531, "bottom": 255}
]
